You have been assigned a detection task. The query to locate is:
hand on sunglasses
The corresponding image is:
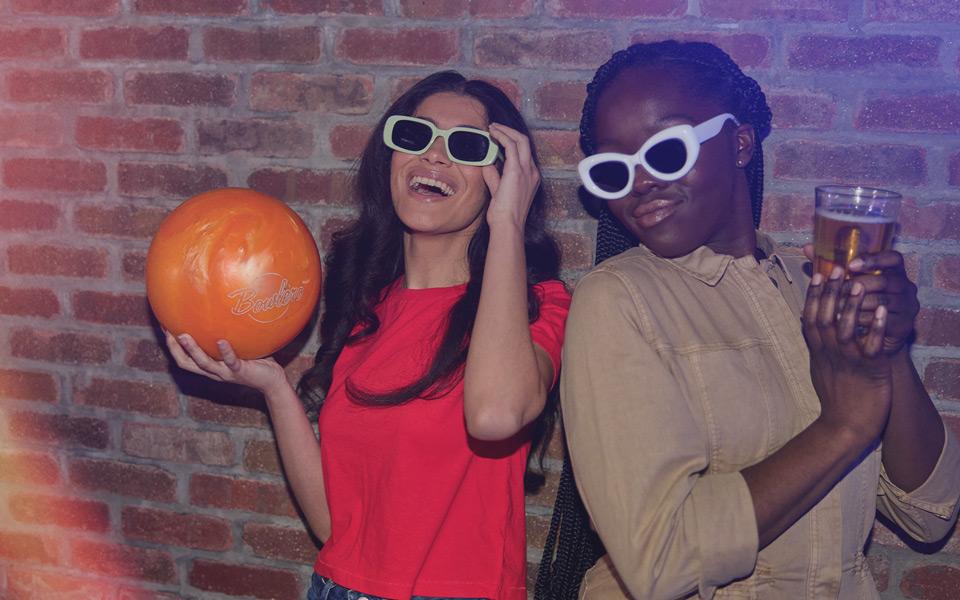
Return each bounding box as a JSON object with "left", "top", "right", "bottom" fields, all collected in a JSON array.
[{"left": 482, "top": 123, "right": 541, "bottom": 231}]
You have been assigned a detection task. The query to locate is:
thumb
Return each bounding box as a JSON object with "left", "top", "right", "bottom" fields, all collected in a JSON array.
[
  {"left": 482, "top": 165, "right": 500, "bottom": 197},
  {"left": 802, "top": 243, "right": 815, "bottom": 262}
]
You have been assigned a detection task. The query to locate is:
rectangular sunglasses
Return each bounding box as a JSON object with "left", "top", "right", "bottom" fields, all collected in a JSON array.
[
  {"left": 383, "top": 115, "right": 501, "bottom": 167},
  {"left": 578, "top": 113, "right": 740, "bottom": 200}
]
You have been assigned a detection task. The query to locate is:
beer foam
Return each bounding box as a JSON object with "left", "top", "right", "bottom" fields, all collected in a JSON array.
[{"left": 815, "top": 207, "right": 895, "bottom": 224}]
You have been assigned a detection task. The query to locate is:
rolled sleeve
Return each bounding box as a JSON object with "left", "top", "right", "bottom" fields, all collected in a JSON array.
[
  {"left": 877, "top": 419, "right": 960, "bottom": 542},
  {"left": 561, "top": 270, "right": 758, "bottom": 600}
]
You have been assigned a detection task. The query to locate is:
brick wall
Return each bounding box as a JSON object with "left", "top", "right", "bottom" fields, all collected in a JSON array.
[{"left": 0, "top": 1, "right": 958, "bottom": 599}]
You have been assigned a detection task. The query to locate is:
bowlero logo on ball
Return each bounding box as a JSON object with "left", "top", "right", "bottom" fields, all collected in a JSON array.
[{"left": 228, "top": 273, "right": 307, "bottom": 324}]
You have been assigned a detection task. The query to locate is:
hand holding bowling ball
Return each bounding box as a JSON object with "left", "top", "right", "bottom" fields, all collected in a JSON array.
[
  {"left": 165, "top": 332, "right": 290, "bottom": 397},
  {"left": 146, "top": 188, "right": 322, "bottom": 360}
]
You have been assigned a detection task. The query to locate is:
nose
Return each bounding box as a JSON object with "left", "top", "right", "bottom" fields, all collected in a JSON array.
[
  {"left": 421, "top": 135, "right": 450, "bottom": 166},
  {"left": 631, "top": 166, "right": 667, "bottom": 196}
]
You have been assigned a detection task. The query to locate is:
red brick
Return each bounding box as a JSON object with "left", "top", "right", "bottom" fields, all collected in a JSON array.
[
  {"left": 204, "top": 26, "right": 321, "bottom": 63},
  {"left": 123, "top": 422, "right": 234, "bottom": 466},
  {"left": 247, "top": 168, "right": 354, "bottom": 206},
  {"left": 0, "top": 199, "right": 59, "bottom": 231},
  {"left": 135, "top": 0, "right": 246, "bottom": 15},
  {"left": 0, "top": 112, "right": 63, "bottom": 148},
  {"left": 122, "top": 506, "right": 232, "bottom": 551},
  {"left": 118, "top": 162, "right": 227, "bottom": 199},
  {"left": 857, "top": 93, "right": 960, "bottom": 133},
  {"left": 242, "top": 522, "right": 317, "bottom": 562},
  {"left": 337, "top": 27, "right": 459, "bottom": 65},
  {"left": 0, "top": 27, "right": 65, "bottom": 59},
  {"left": 126, "top": 338, "right": 168, "bottom": 372},
  {"left": 197, "top": 119, "right": 314, "bottom": 158},
  {"left": 74, "top": 203, "right": 169, "bottom": 239},
  {"left": 75, "top": 377, "right": 179, "bottom": 418},
  {"left": 769, "top": 91, "right": 837, "bottom": 130},
  {"left": 188, "top": 560, "right": 301, "bottom": 599},
  {"left": 8, "top": 244, "right": 108, "bottom": 278},
  {"left": 935, "top": 256, "right": 960, "bottom": 293},
  {"left": 243, "top": 439, "right": 281, "bottom": 474},
  {"left": 265, "top": 0, "right": 382, "bottom": 15},
  {"left": 0, "top": 286, "right": 59, "bottom": 318},
  {"left": 628, "top": 33, "right": 772, "bottom": 69},
  {"left": 187, "top": 395, "right": 269, "bottom": 428},
  {"left": 190, "top": 473, "right": 296, "bottom": 516},
  {"left": 548, "top": 0, "right": 684, "bottom": 17},
  {"left": 951, "top": 152, "right": 960, "bottom": 186},
  {"left": 7, "top": 410, "right": 109, "bottom": 449},
  {"left": 475, "top": 30, "right": 611, "bottom": 69},
  {"left": 542, "top": 177, "right": 585, "bottom": 220},
  {"left": 116, "top": 587, "right": 184, "bottom": 600},
  {"left": 0, "top": 532, "right": 57, "bottom": 564},
  {"left": 71, "top": 540, "right": 176, "bottom": 583},
  {"left": 900, "top": 564, "right": 960, "bottom": 599},
  {"left": 0, "top": 369, "right": 58, "bottom": 402},
  {"left": 398, "top": 0, "right": 466, "bottom": 16},
  {"left": 469, "top": 0, "right": 534, "bottom": 16},
  {"left": 759, "top": 193, "right": 815, "bottom": 233},
  {"left": 6, "top": 70, "right": 112, "bottom": 104},
  {"left": 4, "top": 158, "right": 106, "bottom": 192},
  {"left": 899, "top": 200, "right": 960, "bottom": 241},
  {"left": 123, "top": 251, "right": 147, "bottom": 281},
  {"left": 69, "top": 457, "right": 176, "bottom": 502},
  {"left": 773, "top": 141, "right": 926, "bottom": 186},
  {"left": 925, "top": 359, "right": 960, "bottom": 400},
  {"left": 329, "top": 123, "right": 372, "bottom": 160},
  {"left": 80, "top": 26, "right": 188, "bottom": 60},
  {"left": 916, "top": 308, "right": 960, "bottom": 346},
  {"left": 701, "top": 0, "right": 848, "bottom": 21},
  {"left": 8, "top": 493, "right": 110, "bottom": 532},
  {"left": 72, "top": 291, "right": 151, "bottom": 326},
  {"left": 535, "top": 81, "right": 586, "bottom": 122},
  {"left": 0, "top": 450, "right": 60, "bottom": 485},
  {"left": 789, "top": 35, "right": 940, "bottom": 70},
  {"left": 10, "top": 328, "right": 112, "bottom": 365},
  {"left": 77, "top": 116, "right": 183, "bottom": 153},
  {"left": 555, "top": 231, "right": 593, "bottom": 271},
  {"left": 6, "top": 569, "right": 118, "bottom": 599},
  {"left": 250, "top": 72, "right": 372, "bottom": 114},
  {"left": 319, "top": 215, "right": 354, "bottom": 255},
  {"left": 125, "top": 72, "right": 236, "bottom": 107},
  {"left": 10, "top": 0, "right": 118, "bottom": 15},
  {"left": 868, "top": 1, "right": 960, "bottom": 22},
  {"left": 533, "top": 130, "right": 582, "bottom": 169}
]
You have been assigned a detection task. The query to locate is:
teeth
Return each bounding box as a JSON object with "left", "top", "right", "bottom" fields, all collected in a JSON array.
[{"left": 410, "top": 175, "right": 455, "bottom": 197}]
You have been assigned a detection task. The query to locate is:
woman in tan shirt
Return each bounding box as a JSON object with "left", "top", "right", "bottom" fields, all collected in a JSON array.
[{"left": 547, "top": 40, "right": 960, "bottom": 599}]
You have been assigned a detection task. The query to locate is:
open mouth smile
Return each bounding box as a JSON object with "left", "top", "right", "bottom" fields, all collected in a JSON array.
[{"left": 409, "top": 175, "right": 456, "bottom": 198}]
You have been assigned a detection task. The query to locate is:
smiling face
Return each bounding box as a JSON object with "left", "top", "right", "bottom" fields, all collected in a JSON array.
[
  {"left": 389, "top": 91, "right": 491, "bottom": 240},
  {"left": 594, "top": 64, "right": 756, "bottom": 259}
]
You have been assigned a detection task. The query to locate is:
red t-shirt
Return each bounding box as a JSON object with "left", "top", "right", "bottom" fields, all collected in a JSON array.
[{"left": 315, "top": 279, "right": 570, "bottom": 600}]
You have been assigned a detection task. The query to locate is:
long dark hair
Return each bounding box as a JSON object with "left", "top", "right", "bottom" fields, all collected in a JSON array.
[
  {"left": 535, "top": 40, "right": 774, "bottom": 598},
  {"left": 297, "top": 71, "right": 561, "bottom": 480}
]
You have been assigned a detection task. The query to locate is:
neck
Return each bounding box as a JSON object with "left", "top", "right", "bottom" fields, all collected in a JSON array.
[
  {"left": 402, "top": 230, "right": 473, "bottom": 289},
  {"left": 706, "top": 175, "right": 758, "bottom": 258}
]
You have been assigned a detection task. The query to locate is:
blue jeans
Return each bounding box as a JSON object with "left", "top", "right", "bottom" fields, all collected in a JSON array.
[{"left": 306, "top": 573, "right": 485, "bottom": 600}]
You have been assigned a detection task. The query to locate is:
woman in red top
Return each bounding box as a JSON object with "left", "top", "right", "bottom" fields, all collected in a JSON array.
[{"left": 166, "top": 71, "right": 571, "bottom": 600}]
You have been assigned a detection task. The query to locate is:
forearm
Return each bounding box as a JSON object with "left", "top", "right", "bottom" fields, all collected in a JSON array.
[
  {"left": 263, "top": 382, "right": 331, "bottom": 541},
  {"left": 880, "top": 350, "right": 945, "bottom": 492},
  {"left": 463, "top": 223, "right": 546, "bottom": 440},
  {"left": 742, "top": 419, "right": 871, "bottom": 549}
]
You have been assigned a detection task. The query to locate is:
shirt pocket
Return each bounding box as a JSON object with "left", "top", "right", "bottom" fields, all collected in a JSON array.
[{"left": 687, "top": 342, "right": 805, "bottom": 472}]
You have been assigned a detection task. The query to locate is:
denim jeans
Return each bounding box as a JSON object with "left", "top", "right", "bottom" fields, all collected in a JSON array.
[{"left": 306, "top": 573, "right": 485, "bottom": 600}]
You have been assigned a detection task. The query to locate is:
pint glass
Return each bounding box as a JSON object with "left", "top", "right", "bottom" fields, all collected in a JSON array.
[{"left": 813, "top": 185, "right": 901, "bottom": 280}]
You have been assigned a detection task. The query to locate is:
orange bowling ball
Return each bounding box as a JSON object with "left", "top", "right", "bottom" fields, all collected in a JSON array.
[{"left": 146, "top": 188, "right": 322, "bottom": 360}]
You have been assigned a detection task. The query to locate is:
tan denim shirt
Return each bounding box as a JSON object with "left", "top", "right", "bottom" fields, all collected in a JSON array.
[{"left": 561, "top": 234, "right": 960, "bottom": 600}]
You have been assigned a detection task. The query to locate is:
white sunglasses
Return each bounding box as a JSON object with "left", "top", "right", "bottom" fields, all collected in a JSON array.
[{"left": 578, "top": 113, "right": 740, "bottom": 200}]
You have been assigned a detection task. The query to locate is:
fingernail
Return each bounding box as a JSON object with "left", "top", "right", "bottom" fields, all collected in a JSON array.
[
  {"left": 849, "top": 258, "right": 864, "bottom": 271},
  {"left": 811, "top": 273, "right": 823, "bottom": 286},
  {"left": 177, "top": 334, "right": 189, "bottom": 344},
  {"left": 851, "top": 282, "right": 863, "bottom": 295},
  {"left": 877, "top": 305, "right": 887, "bottom": 321},
  {"left": 830, "top": 266, "right": 843, "bottom": 280},
  {"left": 217, "top": 340, "right": 228, "bottom": 349}
]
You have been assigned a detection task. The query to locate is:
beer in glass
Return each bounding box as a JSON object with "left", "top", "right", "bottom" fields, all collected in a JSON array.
[{"left": 813, "top": 185, "right": 900, "bottom": 280}]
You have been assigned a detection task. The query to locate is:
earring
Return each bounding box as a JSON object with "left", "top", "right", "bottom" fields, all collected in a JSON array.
[{"left": 736, "top": 159, "right": 744, "bottom": 167}]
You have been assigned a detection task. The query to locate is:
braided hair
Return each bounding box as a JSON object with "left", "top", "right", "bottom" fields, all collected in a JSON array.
[{"left": 535, "top": 40, "right": 774, "bottom": 599}]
